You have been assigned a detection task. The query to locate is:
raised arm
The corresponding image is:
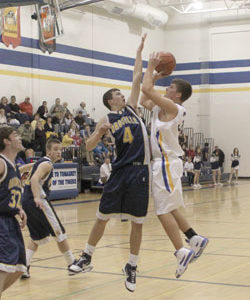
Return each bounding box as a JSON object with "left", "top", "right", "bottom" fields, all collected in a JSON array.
[
  {"left": 127, "top": 33, "right": 147, "bottom": 110},
  {"left": 142, "top": 52, "right": 178, "bottom": 117},
  {"left": 86, "top": 117, "right": 111, "bottom": 151},
  {"left": 140, "top": 71, "right": 165, "bottom": 111}
]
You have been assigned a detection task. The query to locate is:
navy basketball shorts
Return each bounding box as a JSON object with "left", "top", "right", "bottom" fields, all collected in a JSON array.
[
  {"left": 97, "top": 165, "right": 149, "bottom": 224},
  {"left": 0, "top": 215, "right": 26, "bottom": 273},
  {"left": 22, "top": 198, "right": 66, "bottom": 245}
]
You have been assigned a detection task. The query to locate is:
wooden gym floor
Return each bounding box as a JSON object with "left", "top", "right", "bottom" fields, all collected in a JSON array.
[{"left": 3, "top": 180, "right": 250, "bottom": 300}]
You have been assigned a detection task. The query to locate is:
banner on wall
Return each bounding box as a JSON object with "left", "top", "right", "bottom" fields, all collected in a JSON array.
[
  {"left": 1, "top": 7, "right": 21, "bottom": 48},
  {"left": 51, "top": 167, "right": 78, "bottom": 191}
]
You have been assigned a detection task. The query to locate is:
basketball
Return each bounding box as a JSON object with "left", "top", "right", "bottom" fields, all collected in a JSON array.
[{"left": 155, "top": 52, "right": 176, "bottom": 76}]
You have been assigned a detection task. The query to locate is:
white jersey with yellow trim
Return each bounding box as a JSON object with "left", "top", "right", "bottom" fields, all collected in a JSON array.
[{"left": 151, "top": 104, "right": 186, "bottom": 161}]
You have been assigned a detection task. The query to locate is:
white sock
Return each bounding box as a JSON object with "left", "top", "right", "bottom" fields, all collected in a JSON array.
[
  {"left": 26, "top": 249, "right": 35, "bottom": 266},
  {"left": 84, "top": 243, "right": 95, "bottom": 256},
  {"left": 63, "top": 250, "right": 75, "bottom": 266},
  {"left": 129, "top": 254, "right": 138, "bottom": 267}
]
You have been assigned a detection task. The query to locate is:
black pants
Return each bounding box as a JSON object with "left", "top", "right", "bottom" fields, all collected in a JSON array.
[{"left": 187, "top": 172, "right": 194, "bottom": 186}]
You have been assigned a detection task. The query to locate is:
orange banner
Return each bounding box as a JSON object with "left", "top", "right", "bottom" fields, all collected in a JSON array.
[{"left": 2, "top": 7, "right": 21, "bottom": 48}]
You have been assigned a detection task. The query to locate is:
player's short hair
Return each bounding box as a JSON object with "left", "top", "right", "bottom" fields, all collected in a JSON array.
[
  {"left": 0, "top": 126, "right": 16, "bottom": 151},
  {"left": 172, "top": 79, "right": 192, "bottom": 102},
  {"left": 46, "top": 138, "right": 61, "bottom": 150},
  {"left": 103, "top": 88, "right": 120, "bottom": 110}
]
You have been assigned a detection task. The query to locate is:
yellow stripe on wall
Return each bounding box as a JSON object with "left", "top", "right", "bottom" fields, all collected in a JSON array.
[{"left": 0, "top": 69, "right": 250, "bottom": 93}]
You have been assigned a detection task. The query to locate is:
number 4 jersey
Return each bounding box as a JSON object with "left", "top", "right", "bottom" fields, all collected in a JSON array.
[
  {"left": 107, "top": 105, "right": 150, "bottom": 170},
  {"left": 0, "top": 154, "right": 22, "bottom": 216}
]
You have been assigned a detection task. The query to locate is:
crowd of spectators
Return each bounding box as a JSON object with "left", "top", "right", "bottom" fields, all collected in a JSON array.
[
  {"left": 1, "top": 94, "right": 230, "bottom": 188},
  {"left": 178, "top": 129, "right": 226, "bottom": 187},
  {"left": 0, "top": 96, "right": 114, "bottom": 166}
]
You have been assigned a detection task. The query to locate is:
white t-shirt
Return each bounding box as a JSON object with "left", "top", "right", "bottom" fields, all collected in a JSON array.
[{"left": 184, "top": 161, "right": 194, "bottom": 172}]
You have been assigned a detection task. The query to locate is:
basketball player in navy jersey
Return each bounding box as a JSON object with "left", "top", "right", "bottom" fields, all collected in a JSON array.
[
  {"left": 0, "top": 126, "right": 27, "bottom": 298},
  {"left": 21, "top": 138, "right": 76, "bottom": 279},
  {"left": 69, "top": 34, "right": 150, "bottom": 292}
]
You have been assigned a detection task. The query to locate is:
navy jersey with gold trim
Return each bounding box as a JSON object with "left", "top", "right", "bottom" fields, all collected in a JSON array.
[
  {"left": 23, "top": 156, "right": 53, "bottom": 201},
  {"left": 108, "top": 106, "right": 150, "bottom": 170},
  {"left": 0, "top": 155, "right": 22, "bottom": 216}
]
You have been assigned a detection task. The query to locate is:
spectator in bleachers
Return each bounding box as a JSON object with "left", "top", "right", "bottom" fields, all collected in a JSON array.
[
  {"left": 17, "top": 120, "right": 34, "bottom": 148},
  {"left": 82, "top": 124, "right": 91, "bottom": 139},
  {"left": 74, "top": 111, "right": 86, "bottom": 129},
  {"left": 25, "top": 148, "right": 35, "bottom": 163},
  {"left": 8, "top": 95, "right": 21, "bottom": 118},
  {"left": 228, "top": 147, "right": 240, "bottom": 184},
  {"left": 62, "top": 112, "right": 73, "bottom": 133},
  {"left": 93, "top": 141, "right": 109, "bottom": 165},
  {"left": 44, "top": 116, "right": 57, "bottom": 139},
  {"left": 31, "top": 113, "right": 44, "bottom": 130},
  {"left": 49, "top": 98, "right": 64, "bottom": 116},
  {"left": 34, "top": 120, "right": 46, "bottom": 155},
  {"left": 0, "top": 96, "right": 11, "bottom": 119},
  {"left": 213, "top": 146, "right": 225, "bottom": 170},
  {"left": 202, "top": 142, "right": 209, "bottom": 162},
  {"left": 62, "top": 130, "right": 74, "bottom": 147},
  {"left": 69, "top": 121, "right": 79, "bottom": 137},
  {"left": 98, "top": 156, "right": 112, "bottom": 185},
  {"left": 7, "top": 96, "right": 21, "bottom": 127},
  {"left": 0, "top": 108, "right": 7, "bottom": 124},
  {"left": 210, "top": 150, "right": 222, "bottom": 186},
  {"left": 19, "top": 96, "right": 33, "bottom": 118},
  {"left": 186, "top": 144, "right": 195, "bottom": 161},
  {"left": 179, "top": 130, "right": 187, "bottom": 147},
  {"left": 193, "top": 147, "right": 202, "bottom": 189},
  {"left": 36, "top": 100, "right": 48, "bottom": 120},
  {"left": 72, "top": 131, "right": 83, "bottom": 147},
  {"left": 62, "top": 102, "right": 71, "bottom": 114},
  {"left": 75, "top": 101, "right": 88, "bottom": 118},
  {"left": 184, "top": 156, "right": 194, "bottom": 186}
]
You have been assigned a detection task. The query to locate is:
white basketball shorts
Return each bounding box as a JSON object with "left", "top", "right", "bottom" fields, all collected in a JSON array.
[{"left": 152, "top": 157, "right": 185, "bottom": 215}]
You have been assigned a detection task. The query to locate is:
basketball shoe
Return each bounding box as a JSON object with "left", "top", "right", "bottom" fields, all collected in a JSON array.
[
  {"left": 123, "top": 263, "right": 137, "bottom": 292},
  {"left": 187, "top": 235, "right": 209, "bottom": 261},
  {"left": 68, "top": 253, "right": 93, "bottom": 275},
  {"left": 175, "top": 247, "right": 195, "bottom": 278}
]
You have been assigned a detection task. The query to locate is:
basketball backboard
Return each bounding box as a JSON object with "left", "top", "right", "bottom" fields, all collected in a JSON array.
[{"left": 35, "top": 0, "right": 64, "bottom": 43}]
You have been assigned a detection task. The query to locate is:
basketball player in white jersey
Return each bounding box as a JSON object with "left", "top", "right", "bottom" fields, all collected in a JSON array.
[{"left": 140, "top": 52, "right": 208, "bottom": 278}]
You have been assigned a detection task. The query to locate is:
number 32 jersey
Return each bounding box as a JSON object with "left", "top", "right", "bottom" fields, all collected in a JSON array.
[
  {"left": 107, "top": 106, "right": 150, "bottom": 170},
  {"left": 0, "top": 154, "right": 22, "bottom": 216}
]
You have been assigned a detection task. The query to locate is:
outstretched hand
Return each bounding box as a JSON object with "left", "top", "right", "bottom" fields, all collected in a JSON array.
[
  {"left": 137, "top": 33, "right": 147, "bottom": 53},
  {"left": 148, "top": 52, "right": 161, "bottom": 69}
]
